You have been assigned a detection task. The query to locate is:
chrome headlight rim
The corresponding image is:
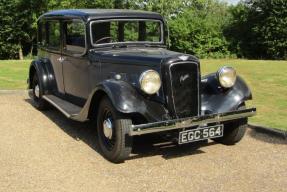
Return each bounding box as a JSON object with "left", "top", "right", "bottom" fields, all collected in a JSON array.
[
  {"left": 217, "top": 66, "right": 237, "bottom": 88},
  {"left": 139, "top": 70, "right": 162, "bottom": 95}
]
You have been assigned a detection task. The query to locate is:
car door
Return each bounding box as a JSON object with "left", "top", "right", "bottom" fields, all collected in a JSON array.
[{"left": 62, "top": 19, "right": 90, "bottom": 105}]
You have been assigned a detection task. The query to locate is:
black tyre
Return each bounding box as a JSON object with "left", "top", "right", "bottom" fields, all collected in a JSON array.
[
  {"left": 213, "top": 104, "right": 247, "bottom": 145},
  {"left": 31, "top": 73, "right": 49, "bottom": 110},
  {"left": 96, "top": 96, "right": 133, "bottom": 163}
]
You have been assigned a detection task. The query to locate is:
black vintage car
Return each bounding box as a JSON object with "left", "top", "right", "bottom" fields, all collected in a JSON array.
[{"left": 28, "top": 9, "right": 256, "bottom": 163}]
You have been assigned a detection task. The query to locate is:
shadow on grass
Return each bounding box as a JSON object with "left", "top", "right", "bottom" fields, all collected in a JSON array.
[{"left": 25, "top": 98, "right": 219, "bottom": 161}]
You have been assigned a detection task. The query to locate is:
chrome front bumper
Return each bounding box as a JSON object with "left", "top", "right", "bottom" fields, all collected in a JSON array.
[{"left": 129, "top": 108, "right": 256, "bottom": 136}]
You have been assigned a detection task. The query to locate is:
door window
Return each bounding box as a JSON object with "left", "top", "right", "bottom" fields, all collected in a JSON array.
[
  {"left": 64, "top": 20, "right": 86, "bottom": 55},
  {"left": 38, "top": 21, "right": 47, "bottom": 47},
  {"left": 47, "top": 21, "right": 61, "bottom": 50}
]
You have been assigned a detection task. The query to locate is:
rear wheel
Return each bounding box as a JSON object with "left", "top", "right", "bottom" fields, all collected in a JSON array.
[
  {"left": 31, "top": 73, "right": 49, "bottom": 110},
  {"left": 96, "top": 96, "right": 133, "bottom": 163},
  {"left": 213, "top": 104, "right": 247, "bottom": 145}
]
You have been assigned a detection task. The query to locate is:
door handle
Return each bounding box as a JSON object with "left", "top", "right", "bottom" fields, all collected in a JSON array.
[{"left": 57, "top": 57, "right": 65, "bottom": 62}]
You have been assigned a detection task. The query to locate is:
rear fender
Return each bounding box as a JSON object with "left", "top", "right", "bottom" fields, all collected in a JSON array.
[{"left": 28, "top": 59, "right": 56, "bottom": 94}]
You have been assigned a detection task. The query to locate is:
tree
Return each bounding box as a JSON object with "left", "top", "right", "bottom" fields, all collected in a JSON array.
[
  {"left": 0, "top": 0, "right": 26, "bottom": 59},
  {"left": 0, "top": 0, "right": 117, "bottom": 59},
  {"left": 0, "top": 0, "right": 49, "bottom": 59},
  {"left": 168, "top": 0, "right": 232, "bottom": 58},
  {"left": 1, "top": 0, "right": 285, "bottom": 60},
  {"left": 251, "top": 0, "right": 287, "bottom": 59},
  {"left": 225, "top": 0, "right": 287, "bottom": 59},
  {"left": 129, "top": 0, "right": 190, "bottom": 18},
  {"left": 46, "top": 0, "right": 114, "bottom": 9}
]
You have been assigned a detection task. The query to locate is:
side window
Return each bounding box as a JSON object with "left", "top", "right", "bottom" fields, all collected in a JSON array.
[
  {"left": 38, "top": 21, "right": 47, "bottom": 47},
  {"left": 64, "top": 20, "right": 86, "bottom": 55},
  {"left": 47, "top": 21, "right": 61, "bottom": 50}
]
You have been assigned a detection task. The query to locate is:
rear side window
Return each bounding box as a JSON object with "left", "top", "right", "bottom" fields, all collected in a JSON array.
[
  {"left": 63, "top": 20, "right": 86, "bottom": 55},
  {"left": 47, "top": 21, "right": 61, "bottom": 50},
  {"left": 38, "top": 21, "right": 47, "bottom": 47}
]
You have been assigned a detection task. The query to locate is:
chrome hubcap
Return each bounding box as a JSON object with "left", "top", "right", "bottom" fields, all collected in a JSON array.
[
  {"left": 34, "top": 85, "right": 40, "bottom": 98},
  {"left": 103, "top": 118, "right": 113, "bottom": 139}
]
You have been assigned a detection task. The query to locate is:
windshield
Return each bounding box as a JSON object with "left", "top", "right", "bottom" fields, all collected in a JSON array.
[{"left": 90, "top": 19, "right": 163, "bottom": 46}]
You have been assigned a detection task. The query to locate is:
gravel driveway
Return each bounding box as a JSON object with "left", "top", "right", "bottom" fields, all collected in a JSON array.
[{"left": 0, "top": 94, "right": 286, "bottom": 192}]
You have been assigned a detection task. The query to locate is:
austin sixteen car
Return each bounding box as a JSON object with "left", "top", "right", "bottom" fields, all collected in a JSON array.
[{"left": 28, "top": 9, "right": 256, "bottom": 163}]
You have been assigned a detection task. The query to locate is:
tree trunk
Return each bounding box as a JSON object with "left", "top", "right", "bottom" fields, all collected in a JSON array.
[
  {"left": 29, "top": 36, "right": 35, "bottom": 57},
  {"left": 18, "top": 44, "right": 23, "bottom": 60}
]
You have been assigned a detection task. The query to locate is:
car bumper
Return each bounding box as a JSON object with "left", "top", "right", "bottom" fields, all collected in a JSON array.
[{"left": 129, "top": 108, "right": 256, "bottom": 136}]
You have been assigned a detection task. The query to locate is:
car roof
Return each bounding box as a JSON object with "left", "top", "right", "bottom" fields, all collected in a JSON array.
[{"left": 39, "top": 9, "right": 164, "bottom": 21}]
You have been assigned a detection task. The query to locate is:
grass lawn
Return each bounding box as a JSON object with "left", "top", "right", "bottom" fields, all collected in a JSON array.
[
  {"left": 0, "top": 60, "right": 30, "bottom": 89},
  {"left": 0, "top": 59, "right": 286, "bottom": 131},
  {"left": 201, "top": 59, "right": 287, "bottom": 131}
]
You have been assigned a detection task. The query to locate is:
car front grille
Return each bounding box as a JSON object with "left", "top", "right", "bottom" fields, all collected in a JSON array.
[{"left": 166, "top": 61, "right": 200, "bottom": 118}]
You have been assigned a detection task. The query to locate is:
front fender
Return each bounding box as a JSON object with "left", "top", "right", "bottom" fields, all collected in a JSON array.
[
  {"left": 201, "top": 73, "right": 252, "bottom": 114},
  {"left": 78, "top": 80, "right": 168, "bottom": 122}
]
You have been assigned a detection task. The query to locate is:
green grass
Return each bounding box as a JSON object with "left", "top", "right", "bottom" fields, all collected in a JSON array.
[
  {"left": 201, "top": 59, "right": 287, "bottom": 131},
  {"left": 0, "top": 60, "right": 30, "bottom": 89},
  {"left": 0, "top": 59, "right": 286, "bottom": 130}
]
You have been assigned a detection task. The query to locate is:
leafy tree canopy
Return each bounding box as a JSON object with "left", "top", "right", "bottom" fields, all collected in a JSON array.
[
  {"left": 225, "top": 0, "right": 287, "bottom": 59},
  {"left": 0, "top": 0, "right": 286, "bottom": 60}
]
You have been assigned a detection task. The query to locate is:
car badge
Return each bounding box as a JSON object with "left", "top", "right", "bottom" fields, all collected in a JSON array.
[
  {"left": 178, "top": 55, "right": 189, "bottom": 61},
  {"left": 180, "top": 74, "right": 190, "bottom": 83}
]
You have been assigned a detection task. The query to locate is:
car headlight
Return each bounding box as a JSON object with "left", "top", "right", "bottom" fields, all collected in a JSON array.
[
  {"left": 217, "top": 66, "right": 237, "bottom": 88},
  {"left": 139, "top": 70, "right": 161, "bottom": 94}
]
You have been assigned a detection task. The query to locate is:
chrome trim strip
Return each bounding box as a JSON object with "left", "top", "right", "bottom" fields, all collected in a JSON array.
[
  {"left": 129, "top": 108, "right": 256, "bottom": 136},
  {"left": 42, "top": 95, "right": 71, "bottom": 118}
]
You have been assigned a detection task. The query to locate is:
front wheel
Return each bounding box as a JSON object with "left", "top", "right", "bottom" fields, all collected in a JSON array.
[
  {"left": 96, "top": 96, "right": 133, "bottom": 163},
  {"left": 213, "top": 104, "right": 247, "bottom": 145}
]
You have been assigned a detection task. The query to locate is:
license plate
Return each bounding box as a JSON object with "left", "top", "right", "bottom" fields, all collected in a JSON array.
[{"left": 178, "top": 125, "right": 224, "bottom": 144}]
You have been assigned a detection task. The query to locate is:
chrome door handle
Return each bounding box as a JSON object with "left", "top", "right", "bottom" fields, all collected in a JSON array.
[{"left": 57, "top": 57, "right": 65, "bottom": 62}]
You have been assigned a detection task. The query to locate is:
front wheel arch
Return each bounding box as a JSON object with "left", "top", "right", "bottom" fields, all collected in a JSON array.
[
  {"left": 88, "top": 89, "right": 148, "bottom": 125},
  {"left": 88, "top": 90, "right": 107, "bottom": 121},
  {"left": 84, "top": 80, "right": 166, "bottom": 123}
]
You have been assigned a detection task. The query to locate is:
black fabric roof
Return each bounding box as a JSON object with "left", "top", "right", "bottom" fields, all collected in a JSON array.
[{"left": 40, "top": 9, "right": 163, "bottom": 21}]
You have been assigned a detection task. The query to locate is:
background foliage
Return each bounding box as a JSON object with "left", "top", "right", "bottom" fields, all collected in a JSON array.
[
  {"left": 225, "top": 0, "right": 287, "bottom": 59},
  {"left": 0, "top": 0, "right": 286, "bottom": 60}
]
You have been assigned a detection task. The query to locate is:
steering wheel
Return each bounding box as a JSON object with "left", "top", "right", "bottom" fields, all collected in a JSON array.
[{"left": 95, "top": 36, "right": 113, "bottom": 44}]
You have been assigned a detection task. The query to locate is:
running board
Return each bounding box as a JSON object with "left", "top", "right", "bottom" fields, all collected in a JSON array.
[{"left": 42, "top": 95, "right": 83, "bottom": 119}]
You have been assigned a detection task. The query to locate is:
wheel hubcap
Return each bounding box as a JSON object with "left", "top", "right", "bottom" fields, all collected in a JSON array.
[
  {"left": 34, "top": 85, "right": 40, "bottom": 98},
  {"left": 103, "top": 118, "right": 113, "bottom": 139}
]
